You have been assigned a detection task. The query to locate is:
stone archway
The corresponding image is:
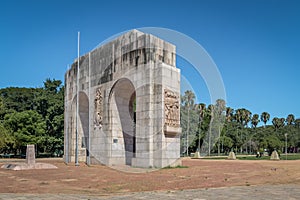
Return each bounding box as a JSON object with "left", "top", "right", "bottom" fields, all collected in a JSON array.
[
  {"left": 68, "top": 91, "right": 89, "bottom": 162},
  {"left": 65, "top": 30, "right": 182, "bottom": 168},
  {"left": 109, "top": 78, "right": 136, "bottom": 165}
]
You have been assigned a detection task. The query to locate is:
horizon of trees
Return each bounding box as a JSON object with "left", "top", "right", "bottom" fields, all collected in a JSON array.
[
  {"left": 0, "top": 80, "right": 299, "bottom": 158},
  {"left": 0, "top": 79, "right": 64, "bottom": 157},
  {"left": 181, "top": 90, "right": 300, "bottom": 156}
]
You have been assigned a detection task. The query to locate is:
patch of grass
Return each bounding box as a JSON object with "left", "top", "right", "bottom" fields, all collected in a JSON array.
[
  {"left": 237, "top": 156, "right": 270, "bottom": 160},
  {"left": 200, "top": 153, "right": 300, "bottom": 160},
  {"left": 201, "top": 156, "right": 227, "bottom": 160},
  {"left": 280, "top": 154, "right": 300, "bottom": 160},
  {"left": 162, "top": 165, "right": 188, "bottom": 169},
  {"left": 238, "top": 153, "right": 300, "bottom": 160}
]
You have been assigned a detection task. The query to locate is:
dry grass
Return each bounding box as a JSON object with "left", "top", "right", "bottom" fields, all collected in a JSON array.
[{"left": 0, "top": 158, "right": 299, "bottom": 195}]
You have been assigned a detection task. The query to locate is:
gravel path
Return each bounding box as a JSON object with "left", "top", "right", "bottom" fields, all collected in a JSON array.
[{"left": 1, "top": 184, "right": 299, "bottom": 200}]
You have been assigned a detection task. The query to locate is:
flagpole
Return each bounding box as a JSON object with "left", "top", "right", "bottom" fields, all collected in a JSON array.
[
  {"left": 65, "top": 65, "right": 69, "bottom": 163},
  {"left": 75, "top": 32, "right": 80, "bottom": 166},
  {"left": 87, "top": 52, "right": 91, "bottom": 166}
]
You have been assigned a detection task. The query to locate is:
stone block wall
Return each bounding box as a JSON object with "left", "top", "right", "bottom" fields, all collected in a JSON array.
[{"left": 64, "top": 30, "right": 181, "bottom": 168}]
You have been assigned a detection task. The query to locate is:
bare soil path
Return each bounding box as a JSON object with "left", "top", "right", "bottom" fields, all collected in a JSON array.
[{"left": 0, "top": 158, "right": 299, "bottom": 196}]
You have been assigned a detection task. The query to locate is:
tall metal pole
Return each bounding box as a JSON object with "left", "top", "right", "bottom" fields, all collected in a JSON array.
[
  {"left": 187, "top": 107, "right": 189, "bottom": 156},
  {"left": 75, "top": 32, "right": 80, "bottom": 166},
  {"left": 87, "top": 52, "right": 91, "bottom": 166},
  {"left": 65, "top": 66, "right": 69, "bottom": 163}
]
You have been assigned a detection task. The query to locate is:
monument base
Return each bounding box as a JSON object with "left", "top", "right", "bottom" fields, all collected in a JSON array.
[
  {"left": 227, "top": 151, "right": 237, "bottom": 160},
  {"left": 2, "top": 144, "right": 57, "bottom": 170},
  {"left": 1, "top": 163, "right": 57, "bottom": 171}
]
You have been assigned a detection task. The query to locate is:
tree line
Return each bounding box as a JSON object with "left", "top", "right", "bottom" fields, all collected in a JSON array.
[
  {"left": 181, "top": 90, "right": 300, "bottom": 156},
  {"left": 0, "top": 79, "right": 64, "bottom": 157},
  {"left": 1, "top": 82, "right": 299, "bottom": 158}
]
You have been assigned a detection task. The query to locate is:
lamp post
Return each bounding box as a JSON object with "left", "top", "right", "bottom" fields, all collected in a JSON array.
[{"left": 284, "top": 133, "right": 288, "bottom": 160}]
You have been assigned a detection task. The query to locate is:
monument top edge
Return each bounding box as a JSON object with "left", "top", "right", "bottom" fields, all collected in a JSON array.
[{"left": 72, "top": 29, "right": 176, "bottom": 64}]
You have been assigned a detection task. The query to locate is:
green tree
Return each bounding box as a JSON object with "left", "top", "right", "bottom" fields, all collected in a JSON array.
[
  {"left": 225, "top": 107, "right": 234, "bottom": 123},
  {"left": 3, "top": 110, "right": 46, "bottom": 154},
  {"left": 0, "top": 123, "right": 14, "bottom": 153},
  {"left": 37, "top": 79, "right": 64, "bottom": 155},
  {"left": 261, "top": 112, "right": 270, "bottom": 128},
  {"left": 215, "top": 99, "right": 226, "bottom": 156},
  {"left": 0, "top": 97, "right": 5, "bottom": 120},
  {"left": 0, "top": 87, "right": 36, "bottom": 112},
  {"left": 234, "top": 108, "right": 251, "bottom": 153},
  {"left": 181, "top": 90, "right": 195, "bottom": 156},
  {"left": 249, "top": 114, "right": 260, "bottom": 153},
  {"left": 207, "top": 104, "right": 215, "bottom": 156},
  {"left": 295, "top": 118, "right": 300, "bottom": 129},
  {"left": 272, "top": 117, "right": 285, "bottom": 131},
  {"left": 286, "top": 114, "right": 295, "bottom": 125},
  {"left": 251, "top": 114, "right": 260, "bottom": 128},
  {"left": 0, "top": 78, "right": 65, "bottom": 156},
  {"left": 196, "top": 103, "right": 206, "bottom": 153}
]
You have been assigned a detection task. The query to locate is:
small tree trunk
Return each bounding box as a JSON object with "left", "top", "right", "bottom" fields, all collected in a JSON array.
[{"left": 218, "top": 126, "right": 220, "bottom": 156}]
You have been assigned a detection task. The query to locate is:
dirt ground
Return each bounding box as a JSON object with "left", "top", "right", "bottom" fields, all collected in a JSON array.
[{"left": 0, "top": 158, "right": 299, "bottom": 196}]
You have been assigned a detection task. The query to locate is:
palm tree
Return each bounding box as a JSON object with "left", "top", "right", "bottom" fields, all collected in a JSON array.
[
  {"left": 295, "top": 118, "right": 300, "bottom": 129},
  {"left": 242, "top": 109, "right": 251, "bottom": 153},
  {"left": 286, "top": 114, "right": 295, "bottom": 125},
  {"left": 242, "top": 109, "right": 252, "bottom": 127},
  {"left": 207, "top": 104, "right": 215, "bottom": 156},
  {"left": 280, "top": 118, "right": 286, "bottom": 128},
  {"left": 196, "top": 103, "right": 206, "bottom": 154},
  {"left": 234, "top": 108, "right": 251, "bottom": 153},
  {"left": 224, "top": 107, "right": 233, "bottom": 153},
  {"left": 251, "top": 114, "right": 260, "bottom": 128},
  {"left": 250, "top": 114, "right": 260, "bottom": 153},
  {"left": 272, "top": 117, "right": 278, "bottom": 130},
  {"left": 272, "top": 117, "right": 285, "bottom": 131},
  {"left": 182, "top": 90, "right": 195, "bottom": 156},
  {"left": 261, "top": 112, "right": 270, "bottom": 128},
  {"left": 234, "top": 109, "right": 243, "bottom": 153},
  {"left": 215, "top": 99, "right": 226, "bottom": 156},
  {"left": 226, "top": 107, "right": 234, "bottom": 123}
]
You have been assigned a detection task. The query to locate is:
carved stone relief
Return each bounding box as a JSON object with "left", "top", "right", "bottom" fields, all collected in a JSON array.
[
  {"left": 94, "top": 87, "right": 103, "bottom": 128},
  {"left": 164, "top": 89, "right": 180, "bottom": 128}
]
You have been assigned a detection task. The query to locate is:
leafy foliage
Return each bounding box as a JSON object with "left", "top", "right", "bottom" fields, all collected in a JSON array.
[
  {"left": 0, "top": 79, "right": 64, "bottom": 156},
  {"left": 180, "top": 90, "right": 300, "bottom": 156}
]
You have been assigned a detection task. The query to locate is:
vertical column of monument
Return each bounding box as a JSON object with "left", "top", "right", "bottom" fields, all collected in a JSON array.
[
  {"left": 152, "top": 71, "right": 164, "bottom": 168},
  {"left": 64, "top": 72, "right": 69, "bottom": 163},
  {"left": 155, "top": 41, "right": 181, "bottom": 168},
  {"left": 89, "top": 47, "right": 110, "bottom": 165},
  {"left": 66, "top": 66, "right": 77, "bottom": 163},
  {"left": 65, "top": 70, "right": 75, "bottom": 163},
  {"left": 160, "top": 61, "right": 181, "bottom": 167},
  {"left": 132, "top": 34, "right": 154, "bottom": 168}
]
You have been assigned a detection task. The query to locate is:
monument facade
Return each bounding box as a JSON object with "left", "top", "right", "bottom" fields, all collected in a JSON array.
[{"left": 64, "top": 30, "right": 181, "bottom": 168}]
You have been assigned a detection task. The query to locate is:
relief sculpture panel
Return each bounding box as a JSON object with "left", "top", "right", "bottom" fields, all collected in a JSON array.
[
  {"left": 94, "top": 87, "right": 103, "bottom": 128},
  {"left": 164, "top": 89, "right": 180, "bottom": 128}
]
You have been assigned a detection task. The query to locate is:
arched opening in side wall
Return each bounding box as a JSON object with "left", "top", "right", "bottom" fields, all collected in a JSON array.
[{"left": 109, "top": 78, "right": 136, "bottom": 165}]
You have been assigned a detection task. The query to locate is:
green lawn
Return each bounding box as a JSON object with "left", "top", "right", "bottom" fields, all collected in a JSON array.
[{"left": 200, "top": 153, "right": 300, "bottom": 160}]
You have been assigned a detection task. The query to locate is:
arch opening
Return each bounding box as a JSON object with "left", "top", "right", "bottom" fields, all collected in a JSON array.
[
  {"left": 68, "top": 91, "right": 89, "bottom": 163},
  {"left": 109, "top": 78, "right": 136, "bottom": 165}
]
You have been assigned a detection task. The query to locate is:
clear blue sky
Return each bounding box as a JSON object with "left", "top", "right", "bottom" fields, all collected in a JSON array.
[{"left": 1, "top": 0, "right": 299, "bottom": 124}]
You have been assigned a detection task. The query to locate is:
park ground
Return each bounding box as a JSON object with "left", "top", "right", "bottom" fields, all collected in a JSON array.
[{"left": 0, "top": 158, "right": 300, "bottom": 197}]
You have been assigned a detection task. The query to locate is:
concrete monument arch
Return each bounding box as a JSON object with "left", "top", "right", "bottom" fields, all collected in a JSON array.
[{"left": 64, "top": 30, "right": 181, "bottom": 168}]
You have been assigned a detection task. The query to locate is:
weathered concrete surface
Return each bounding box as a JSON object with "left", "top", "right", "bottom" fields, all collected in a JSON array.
[
  {"left": 270, "top": 150, "right": 280, "bottom": 160},
  {"left": 64, "top": 30, "right": 181, "bottom": 168},
  {"left": 227, "top": 151, "right": 236, "bottom": 160}
]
